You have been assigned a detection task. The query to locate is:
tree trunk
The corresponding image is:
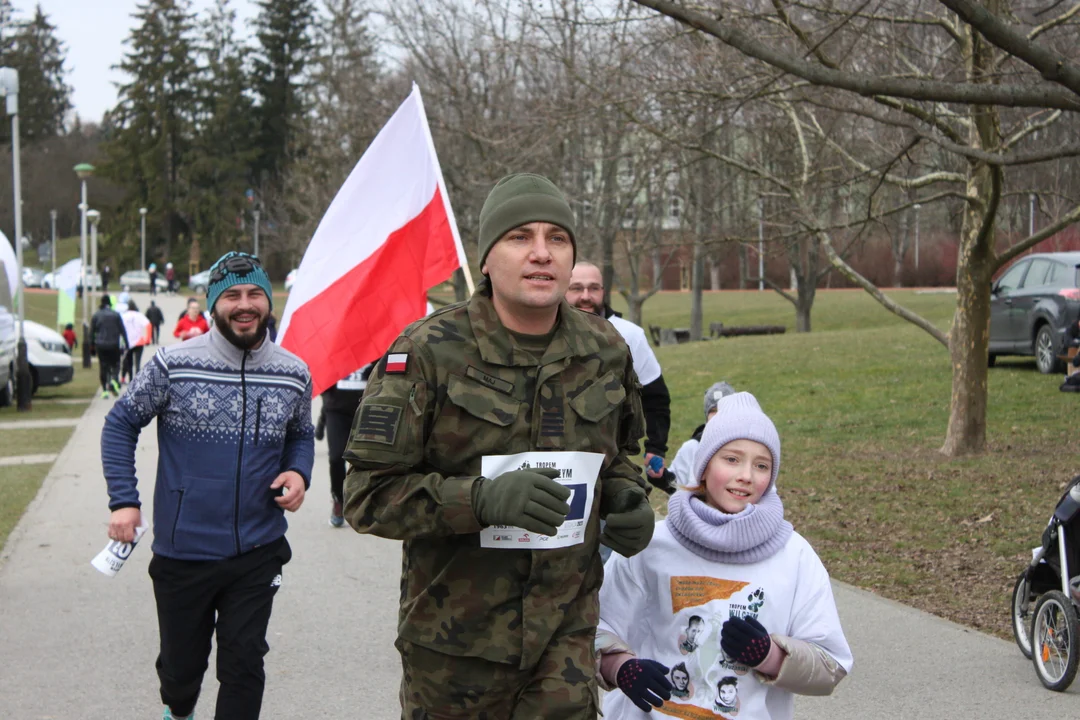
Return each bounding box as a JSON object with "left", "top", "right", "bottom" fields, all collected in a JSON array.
[
  {"left": 690, "top": 238, "right": 704, "bottom": 340},
  {"left": 941, "top": 166, "right": 996, "bottom": 456},
  {"left": 941, "top": 16, "right": 1002, "bottom": 457},
  {"left": 795, "top": 280, "right": 814, "bottom": 332},
  {"left": 894, "top": 209, "right": 909, "bottom": 288},
  {"left": 652, "top": 247, "right": 663, "bottom": 289},
  {"left": 709, "top": 257, "right": 721, "bottom": 290},
  {"left": 738, "top": 244, "right": 748, "bottom": 289},
  {"left": 626, "top": 294, "right": 645, "bottom": 326}
]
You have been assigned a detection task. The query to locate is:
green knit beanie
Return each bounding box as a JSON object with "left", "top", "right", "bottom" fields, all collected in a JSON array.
[{"left": 477, "top": 173, "right": 577, "bottom": 269}]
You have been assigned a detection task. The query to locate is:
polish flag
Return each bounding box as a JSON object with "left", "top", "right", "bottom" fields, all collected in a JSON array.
[{"left": 277, "top": 84, "right": 467, "bottom": 396}]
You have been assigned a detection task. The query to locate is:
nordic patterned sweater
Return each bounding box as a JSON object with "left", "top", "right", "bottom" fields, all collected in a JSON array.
[{"left": 101, "top": 325, "right": 315, "bottom": 561}]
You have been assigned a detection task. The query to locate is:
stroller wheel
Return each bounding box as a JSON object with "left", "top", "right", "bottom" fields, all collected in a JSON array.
[
  {"left": 1032, "top": 590, "right": 1079, "bottom": 691},
  {"left": 1012, "top": 572, "right": 1035, "bottom": 659}
]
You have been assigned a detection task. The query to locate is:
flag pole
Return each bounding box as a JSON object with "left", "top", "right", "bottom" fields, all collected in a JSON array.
[{"left": 413, "top": 83, "right": 475, "bottom": 295}]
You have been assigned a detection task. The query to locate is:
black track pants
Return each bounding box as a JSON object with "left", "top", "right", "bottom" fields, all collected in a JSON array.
[{"left": 148, "top": 538, "right": 291, "bottom": 720}]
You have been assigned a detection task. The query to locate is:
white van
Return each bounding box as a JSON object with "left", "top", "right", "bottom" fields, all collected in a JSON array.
[
  {"left": 0, "top": 261, "right": 14, "bottom": 406},
  {"left": 18, "top": 320, "right": 74, "bottom": 392}
]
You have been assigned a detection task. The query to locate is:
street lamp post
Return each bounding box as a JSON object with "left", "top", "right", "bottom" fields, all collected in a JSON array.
[
  {"left": 913, "top": 203, "right": 922, "bottom": 271},
  {"left": 1, "top": 66, "right": 31, "bottom": 409},
  {"left": 74, "top": 162, "right": 95, "bottom": 369},
  {"left": 88, "top": 210, "right": 101, "bottom": 308},
  {"left": 50, "top": 209, "right": 57, "bottom": 274},
  {"left": 253, "top": 209, "right": 261, "bottom": 257},
  {"left": 139, "top": 207, "right": 147, "bottom": 271},
  {"left": 1030, "top": 193, "right": 1036, "bottom": 237}
]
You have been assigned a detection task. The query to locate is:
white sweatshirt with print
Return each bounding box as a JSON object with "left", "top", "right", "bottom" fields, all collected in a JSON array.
[{"left": 598, "top": 521, "right": 853, "bottom": 720}]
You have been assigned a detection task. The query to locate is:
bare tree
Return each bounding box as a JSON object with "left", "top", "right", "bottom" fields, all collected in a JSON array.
[{"left": 631, "top": 0, "right": 1080, "bottom": 455}]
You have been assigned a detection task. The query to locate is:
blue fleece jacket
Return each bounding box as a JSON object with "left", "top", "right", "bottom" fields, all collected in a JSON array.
[{"left": 101, "top": 326, "right": 315, "bottom": 561}]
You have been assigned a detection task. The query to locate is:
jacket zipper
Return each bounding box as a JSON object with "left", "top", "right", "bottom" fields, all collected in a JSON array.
[
  {"left": 233, "top": 349, "right": 249, "bottom": 556},
  {"left": 254, "top": 397, "right": 263, "bottom": 445}
]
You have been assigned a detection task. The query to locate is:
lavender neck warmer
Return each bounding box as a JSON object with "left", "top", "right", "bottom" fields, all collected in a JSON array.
[{"left": 666, "top": 489, "right": 793, "bottom": 564}]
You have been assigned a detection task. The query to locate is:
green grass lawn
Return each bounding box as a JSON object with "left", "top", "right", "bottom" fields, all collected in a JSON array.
[
  {"left": 0, "top": 465, "right": 50, "bottom": 551},
  {"left": 0, "top": 427, "right": 76, "bottom": 458}
]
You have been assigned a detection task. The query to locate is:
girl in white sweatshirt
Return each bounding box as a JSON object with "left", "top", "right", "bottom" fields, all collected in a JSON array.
[{"left": 597, "top": 392, "right": 852, "bottom": 719}]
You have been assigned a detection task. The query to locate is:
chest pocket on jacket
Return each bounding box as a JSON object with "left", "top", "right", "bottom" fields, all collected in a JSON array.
[
  {"left": 445, "top": 373, "right": 521, "bottom": 427},
  {"left": 568, "top": 371, "right": 624, "bottom": 423}
]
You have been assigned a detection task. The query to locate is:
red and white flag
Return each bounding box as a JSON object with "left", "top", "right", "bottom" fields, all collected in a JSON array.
[{"left": 278, "top": 84, "right": 466, "bottom": 396}]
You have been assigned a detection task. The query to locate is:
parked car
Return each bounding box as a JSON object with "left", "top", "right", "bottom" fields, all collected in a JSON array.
[
  {"left": 43, "top": 269, "right": 102, "bottom": 291},
  {"left": 989, "top": 252, "right": 1080, "bottom": 374},
  {"left": 118, "top": 269, "right": 169, "bottom": 293},
  {"left": 189, "top": 269, "right": 211, "bottom": 294},
  {"left": 17, "top": 320, "right": 74, "bottom": 392},
  {"left": 0, "top": 259, "right": 16, "bottom": 406},
  {"left": 21, "top": 267, "right": 45, "bottom": 288},
  {"left": 285, "top": 268, "right": 298, "bottom": 292}
]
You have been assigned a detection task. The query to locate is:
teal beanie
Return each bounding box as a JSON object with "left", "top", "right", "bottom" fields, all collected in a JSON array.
[
  {"left": 477, "top": 173, "right": 577, "bottom": 269},
  {"left": 206, "top": 252, "right": 274, "bottom": 312}
]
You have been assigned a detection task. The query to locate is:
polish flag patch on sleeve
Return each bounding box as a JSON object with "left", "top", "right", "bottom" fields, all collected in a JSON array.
[{"left": 384, "top": 353, "right": 409, "bottom": 374}]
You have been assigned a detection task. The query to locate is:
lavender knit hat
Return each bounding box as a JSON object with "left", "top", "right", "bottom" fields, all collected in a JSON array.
[{"left": 692, "top": 392, "right": 781, "bottom": 490}]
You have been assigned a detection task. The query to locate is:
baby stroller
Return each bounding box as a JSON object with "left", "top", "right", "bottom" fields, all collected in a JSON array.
[{"left": 1011, "top": 475, "right": 1080, "bottom": 691}]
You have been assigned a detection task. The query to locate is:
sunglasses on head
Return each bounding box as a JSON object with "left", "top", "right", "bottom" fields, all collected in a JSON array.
[{"left": 210, "top": 254, "right": 262, "bottom": 285}]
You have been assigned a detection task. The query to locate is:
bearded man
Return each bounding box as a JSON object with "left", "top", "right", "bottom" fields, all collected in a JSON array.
[{"left": 100, "top": 251, "right": 314, "bottom": 720}]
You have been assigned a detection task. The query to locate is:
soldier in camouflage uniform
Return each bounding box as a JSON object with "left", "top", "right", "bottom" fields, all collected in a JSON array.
[{"left": 343, "top": 173, "right": 656, "bottom": 719}]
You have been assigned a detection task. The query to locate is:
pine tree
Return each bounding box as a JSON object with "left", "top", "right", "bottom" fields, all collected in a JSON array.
[
  {"left": 101, "top": 0, "right": 198, "bottom": 265},
  {"left": 250, "top": 0, "right": 316, "bottom": 185},
  {"left": 0, "top": 3, "right": 72, "bottom": 143},
  {"left": 272, "top": 0, "right": 381, "bottom": 262},
  {"left": 187, "top": 0, "right": 258, "bottom": 261},
  {"left": 309, "top": 0, "right": 381, "bottom": 160},
  {"left": 0, "top": 1, "right": 15, "bottom": 58}
]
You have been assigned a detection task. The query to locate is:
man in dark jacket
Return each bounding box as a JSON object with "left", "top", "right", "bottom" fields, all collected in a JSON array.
[
  {"left": 90, "top": 294, "right": 127, "bottom": 398},
  {"left": 317, "top": 367, "right": 369, "bottom": 527},
  {"left": 145, "top": 300, "right": 165, "bottom": 344},
  {"left": 101, "top": 252, "right": 314, "bottom": 720}
]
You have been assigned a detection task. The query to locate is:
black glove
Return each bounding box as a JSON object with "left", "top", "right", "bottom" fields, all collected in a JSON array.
[
  {"left": 473, "top": 468, "right": 570, "bottom": 536},
  {"left": 646, "top": 469, "right": 677, "bottom": 496},
  {"left": 616, "top": 658, "right": 672, "bottom": 713},
  {"left": 721, "top": 615, "right": 772, "bottom": 667},
  {"left": 601, "top": 489, "right": 655, "bottom": 557}
]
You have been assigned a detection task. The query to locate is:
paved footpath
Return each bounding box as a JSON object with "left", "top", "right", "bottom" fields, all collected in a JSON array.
[{"left": 0, "top": 291, "right": 1077, "bottom": 718}]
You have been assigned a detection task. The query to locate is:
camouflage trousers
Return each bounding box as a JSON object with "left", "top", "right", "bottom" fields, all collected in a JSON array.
[{"left": 398, "top": 630, "right": 598, "bottom": 720}]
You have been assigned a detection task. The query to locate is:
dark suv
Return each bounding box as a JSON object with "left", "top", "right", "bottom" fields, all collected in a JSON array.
[{"left": 989, "top": 252, "right": 1080, "bottom": 373}]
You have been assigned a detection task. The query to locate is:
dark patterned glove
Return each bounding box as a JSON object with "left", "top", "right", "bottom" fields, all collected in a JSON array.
[
  {"left": 721, "top": 616, "right": 772, "bottom": 667},
  {"left": 616, "top": 658, "right": 672, "bottom": 713}
]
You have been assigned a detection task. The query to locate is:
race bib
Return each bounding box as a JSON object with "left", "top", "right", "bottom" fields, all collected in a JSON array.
[{"left": 479, "top": 451, "right": 603, "bottom": 549}]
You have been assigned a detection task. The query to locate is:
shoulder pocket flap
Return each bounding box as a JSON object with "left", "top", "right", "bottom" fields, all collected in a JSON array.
[
  {"left": 446, "top": 373, "right": 520, "bottom": 427},
  {"left": 568, "top": 371, "right": 625, "bottom": 422}
]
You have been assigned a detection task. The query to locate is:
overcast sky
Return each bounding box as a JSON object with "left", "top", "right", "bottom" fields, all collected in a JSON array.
[{"left": 34, "top": 0, "right": 260, "bottom": 124}]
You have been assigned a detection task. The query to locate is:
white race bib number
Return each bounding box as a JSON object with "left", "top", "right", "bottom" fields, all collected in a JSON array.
[{"left": 479, "top": 451, "right": 603, "bottom": 549}]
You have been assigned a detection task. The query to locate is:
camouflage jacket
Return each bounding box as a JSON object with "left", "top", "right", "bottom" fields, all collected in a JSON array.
[{"left": 343, "top": 289, "right": 647, "bottom": 669}]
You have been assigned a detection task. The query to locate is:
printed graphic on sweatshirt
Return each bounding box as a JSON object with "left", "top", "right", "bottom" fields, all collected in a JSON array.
[
  {"left": 728, "top": 587, "right": 766, "bottom": 620},
  {"left": 670, "top": 576, "right": 750, "bottom": 613},
  {"left": 713, "top": 676, "right": 740, "bottom": 717},
  {"left": 678, "top": 615, "right": 706, "bottom": 654},
  {"left": 669, "top": 662, "right": 695, "bottom": 700}
]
